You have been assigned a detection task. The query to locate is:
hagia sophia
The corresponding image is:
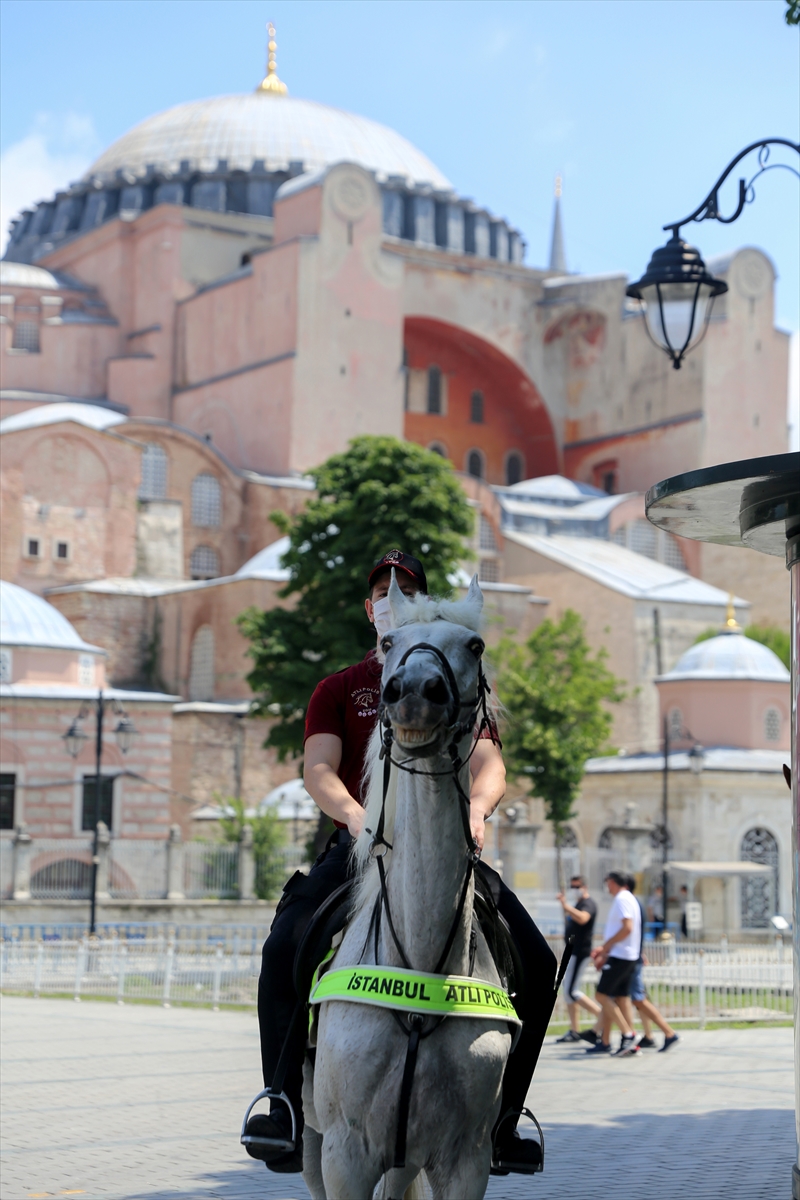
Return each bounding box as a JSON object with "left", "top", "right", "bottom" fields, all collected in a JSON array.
[{"left": 0, "top": 33, "right": 791, "bottom": 930}]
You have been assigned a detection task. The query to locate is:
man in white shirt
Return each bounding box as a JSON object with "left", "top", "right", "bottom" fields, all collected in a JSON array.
[{"left": 585, "top": 871, "right": 641, "bottom": 1056}]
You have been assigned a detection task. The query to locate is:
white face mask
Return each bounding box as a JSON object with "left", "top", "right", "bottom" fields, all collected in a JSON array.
[{"left": 371, "top": 596, "right": 395, "bottom": 638}]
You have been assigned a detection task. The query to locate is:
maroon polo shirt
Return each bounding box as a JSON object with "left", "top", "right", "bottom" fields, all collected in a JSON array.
[{"left": 304, "top": 649, "right": 498, "bottom": 827}]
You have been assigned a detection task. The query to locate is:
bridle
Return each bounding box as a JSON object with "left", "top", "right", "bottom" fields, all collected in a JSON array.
[{"left": 365, "top": 639, "right": 499, "bottom": 976}]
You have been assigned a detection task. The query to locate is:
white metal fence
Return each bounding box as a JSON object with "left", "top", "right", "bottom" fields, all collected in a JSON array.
[{"left": 0, "top": 938, "right": 791, "bottom": 1024}]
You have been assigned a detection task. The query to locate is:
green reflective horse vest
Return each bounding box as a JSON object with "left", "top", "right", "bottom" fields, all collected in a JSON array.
[{"left": 310, "top": 964, "right": 520, "bottom": 1024}]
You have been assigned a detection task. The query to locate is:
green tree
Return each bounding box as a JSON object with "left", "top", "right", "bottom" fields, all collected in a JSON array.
[
  {"left": 218, "top": 795, "right": 287, "bottom": 900},
  {"left": 238, "top": 435, "right": 474, "bottom": 763},
  {"left": 786, "top": 0, "right": 799, "bottom": 26},
  {"left": 494, "top": 611, "right": 625, "bottom": 890},
  {"left": 693, "top": 624, "right": 789, "bottom": 669}
]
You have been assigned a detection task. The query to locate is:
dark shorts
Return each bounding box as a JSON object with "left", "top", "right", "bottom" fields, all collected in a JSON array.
[{"left": 596, "top": 956, "right": 636, "bottom": 998}]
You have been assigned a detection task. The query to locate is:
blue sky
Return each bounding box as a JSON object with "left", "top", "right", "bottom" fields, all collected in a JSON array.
[{"left": 1, "top": 1, "right": 798, "bottom": 350}]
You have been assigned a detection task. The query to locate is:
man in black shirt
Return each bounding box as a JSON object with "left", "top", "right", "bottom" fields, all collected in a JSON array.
[{"left": 555, "top": 875, "right": 601, "bottom": 1043}]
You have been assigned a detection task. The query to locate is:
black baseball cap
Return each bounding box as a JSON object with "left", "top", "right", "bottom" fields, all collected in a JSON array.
[{"left": 368, "top": 549, "right": 428, "bottom": 593}]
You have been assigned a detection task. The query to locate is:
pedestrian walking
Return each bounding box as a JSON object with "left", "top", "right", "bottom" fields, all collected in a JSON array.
[
  {"left": 627, "top": 875, "right": 679, "bottom": 1052},
  {"left": 555, "top": 875, "right": 601, "bottom": 1043},
  {"left": 679, "top": 884, "right": 689, "bottom": 939},
  {"left": 584, "top": 871, "right": 640, "bottom": 1056}
]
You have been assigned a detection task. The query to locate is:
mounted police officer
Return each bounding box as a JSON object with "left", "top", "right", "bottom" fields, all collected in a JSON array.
[{"left": 246, "top": 550, "right": 556, "bottom": 1175}]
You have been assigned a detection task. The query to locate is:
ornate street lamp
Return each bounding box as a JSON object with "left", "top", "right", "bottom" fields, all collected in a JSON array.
[
  {"left": 63, "top": 690, "right": 139, "bottom": 933},
  {"left": 628, "top": 138, "right": 799, "bottom": 368}
]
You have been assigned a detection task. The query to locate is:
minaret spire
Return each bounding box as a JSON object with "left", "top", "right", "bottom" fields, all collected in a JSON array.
[
  {"left": 256, "top": 22, "right": 288, "bottom": 94},
  {"left": 548, "top": 174, "right": 567, "bottom": 274}
]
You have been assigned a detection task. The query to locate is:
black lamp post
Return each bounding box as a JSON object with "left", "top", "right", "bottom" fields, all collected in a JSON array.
[
  {"left": 627, "top": 138, "right": 800, "bottom": 368},
  {"left": 62, "top": 689, "right": 138, "bottom": 934},
  {"left": 660, "top": 717, "right": 704, "bottom": 936}
]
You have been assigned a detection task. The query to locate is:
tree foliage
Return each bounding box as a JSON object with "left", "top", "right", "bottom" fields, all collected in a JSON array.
[
  {"left": 786, "top": 0, "right": 799, "bottom": 26},
  {"left": 218, "top": 795, "right": 287, "bottom": 900},
  {"left": 238, "top": 435, "right": 474, "bottom": 761},
  {"left": 493, "top": 611, "right": 625, "bottom": 848},
  {"left": 693, "top": 624, "right": 789, "bottom": 669}
]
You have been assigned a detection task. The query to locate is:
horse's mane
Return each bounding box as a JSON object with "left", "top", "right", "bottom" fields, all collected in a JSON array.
[{"left": 349, "top": 580, "right": 492, "bottom": 917}]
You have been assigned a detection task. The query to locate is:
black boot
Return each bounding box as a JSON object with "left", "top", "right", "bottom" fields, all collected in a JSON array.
[
  {"left": 243, "top": 1104, "right": 304, "bottom": 1173},
  {"left": 491, "top": 1113, "right": 544, "bottom": 1176}
]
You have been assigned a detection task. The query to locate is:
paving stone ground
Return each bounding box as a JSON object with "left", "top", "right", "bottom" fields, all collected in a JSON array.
[{"left": 0, "top": 996, "right": 793, "bottom": 1199}]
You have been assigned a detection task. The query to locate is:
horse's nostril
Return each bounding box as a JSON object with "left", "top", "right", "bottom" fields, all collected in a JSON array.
[
  {"left": 383, "top": 676, "right": 402, "bottom": 704},
  {"left": 422, "top": 676, "right": 449, "bottom": 706}
]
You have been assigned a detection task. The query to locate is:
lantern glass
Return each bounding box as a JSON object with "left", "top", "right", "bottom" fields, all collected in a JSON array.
[
  {"left": 641, "top": 280, "right": 717, "bottom": 359},
  {"left": 688, "top": 743, "right": 704, "bottom": 776},
  {"left": 114, "top": 716, "right": 138, "bottom": 755},
  {"left": 63, "top": 720, "right": 88, "bottom": 759}
]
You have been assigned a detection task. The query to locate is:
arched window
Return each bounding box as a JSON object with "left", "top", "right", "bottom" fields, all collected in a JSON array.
[
  {"left": 741, "top": 827, "right": 779, "bottom": 928},
  {"left": 650, "top": 823, "right": 673, "bottom": 852},
  {"left": 428, "top": 442, "right": 447, "bottom": 457},
  {"left": 598, "top": 828, "right": 614, "bottom": 850},
  {"left": 467, "top": 450, "right": 484, "bottom": 479},
  {"left": 190, "top": 545, "right": 220, "bottom": 580},
  {"left": 188, "top": 625, "right": 215, "bottom": 701},
  {"left": 427, "top": 365, "right": 442, "bottom": 414},
  {"left": 505, "top": 452, "right": 524, "bottom": 486},
  {"left": 764, "top": 708, "right": 781, "bottom": 742},
  {"left": 556, "top": 827, "right": 578, "bottom": 849},
  {"left": 470, "top": 390, "right": 484, "bottom": 423},
  {"left": 191, "top": 473, "right": 221, "bottom": 527},
  {"left": 138, "top": 443, "right": 168, "bottom": 500}
]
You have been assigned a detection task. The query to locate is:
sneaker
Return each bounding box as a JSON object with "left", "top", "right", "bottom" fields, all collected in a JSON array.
[
  {"left": 578, "top": 1029, "right": 599, "bottom": 1045},
  {"left": 637, "top": 1035, "right": 656, "bottom": 1049},
  {"left": 584, "top": 1040, "right": 612, "bottom": 1054},
  {"left": 614, "top": 1035, "right": 640, "bottom": 1057},
  {"left": 556, "top": 1029, "right": 582, "bottom": 1043},
  {"left": 659, "top": 1034, "right": 679, "bottom": 1053}
]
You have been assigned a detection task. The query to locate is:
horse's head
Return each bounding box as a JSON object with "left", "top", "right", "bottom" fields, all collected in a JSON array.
[{"left": 379, "top": 572, "right": 485, "bottom": 757}]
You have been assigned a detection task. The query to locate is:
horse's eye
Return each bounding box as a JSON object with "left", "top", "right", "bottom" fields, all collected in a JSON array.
[
  {"left": 468, "top": 638, "right": 485, "bottom": 659},
  {"left": 381, "top": 637, "right": 393, "bottom": 652}
]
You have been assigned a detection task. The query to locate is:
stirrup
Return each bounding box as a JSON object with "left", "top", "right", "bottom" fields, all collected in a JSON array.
[
  {"left": 490, "top": 1107, "right": 545, "bottom": 1175},
  {"left": 240, "top": 1088, "right": 297, "bottom": 1153}
]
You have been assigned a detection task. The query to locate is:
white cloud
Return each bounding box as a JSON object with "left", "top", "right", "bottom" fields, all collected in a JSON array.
[{"left": 0, "top": 113, "right": 100, "bottom": 254}]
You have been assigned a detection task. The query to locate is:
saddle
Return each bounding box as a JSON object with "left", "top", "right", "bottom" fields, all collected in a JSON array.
[{"left": 293, "top": 868, "right": 521, "bottom": 1011}]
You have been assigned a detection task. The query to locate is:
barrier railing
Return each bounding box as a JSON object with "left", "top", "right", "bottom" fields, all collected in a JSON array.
[{"left": 0, "top": 938, "right": 791, "bottom": 1023}]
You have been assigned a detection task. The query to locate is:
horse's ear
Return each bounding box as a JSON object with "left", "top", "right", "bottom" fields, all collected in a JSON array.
[
  {"left": 388, "top": 568, "right": 416, "bottom": 626},
  {"left": 465, "top": 574, "right": 484, "bottom": 617}
]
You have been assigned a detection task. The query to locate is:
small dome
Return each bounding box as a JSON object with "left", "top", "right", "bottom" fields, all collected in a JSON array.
[
  {"left": 85, "top": 93, "right": 451, "bottom": 191},
  {"left": 0, "top": 262, "right": 62, "bottom": 290},
  {"left": 0, "top": 580, "right": 102, "bottom": 654},
  {"left": 661, "top": 630, "right": 789, "bottom": 682},
  {"left": 234, "top": 536, "right": 291, "bottom": 580}
]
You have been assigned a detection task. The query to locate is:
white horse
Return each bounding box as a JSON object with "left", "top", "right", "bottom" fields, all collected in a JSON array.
[{"left": 301, "top": 574, "right": 513, "bottom": 1200}]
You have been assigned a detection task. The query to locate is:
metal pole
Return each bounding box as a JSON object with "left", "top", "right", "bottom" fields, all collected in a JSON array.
[
  {"left": 89, "top": 688, "right": 103, "bottom": 936},
  {"left": 662, "top": 715, "right": 669, "bottom": 938}
]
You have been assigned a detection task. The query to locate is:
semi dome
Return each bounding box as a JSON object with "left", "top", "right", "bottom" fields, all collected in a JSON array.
[
  {"left": 0, "top": 580, "right": 102, "bottom": 654},
  {"left": 85, "top": 93, "right": 451, "bottom": 190},
  {"left": 661, "top": 629, "right": 789, "bottom": 683}
]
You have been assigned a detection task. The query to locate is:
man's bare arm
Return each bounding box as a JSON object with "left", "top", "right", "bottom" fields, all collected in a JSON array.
[
  {"left": 468, "top": 739, "right": 506, "bottom": 852},
  {"left": 303, "top": 732, "right": 364, "bottom": 838}
]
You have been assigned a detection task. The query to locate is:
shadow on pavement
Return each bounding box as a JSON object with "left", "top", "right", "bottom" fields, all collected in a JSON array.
[{"left": 121, "top": 1108, "right": 794, "bottom": 1200}]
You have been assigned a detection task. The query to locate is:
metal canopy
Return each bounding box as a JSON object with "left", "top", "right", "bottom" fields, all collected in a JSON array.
[
  {"left": 645, "top": 452, "right": 799, "bottom": 557},
  {"left": 667, "top": 860, "right": 772, "bottom": 876}
]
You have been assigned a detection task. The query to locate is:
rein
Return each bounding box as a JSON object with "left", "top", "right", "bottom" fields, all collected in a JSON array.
[{"left": 360, "top": 640, "right": 501, "bottom": 1167}]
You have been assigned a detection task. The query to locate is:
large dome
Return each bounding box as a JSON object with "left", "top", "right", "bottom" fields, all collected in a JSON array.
[
  {"left": 0, "top": 580, "right": 102, "bottom": 654},
  {"left": 661, "top": 629, "right": 789, "bottom": 682},
  {"left": 85, "top": 93, "right": 452, "bottom": 191}
]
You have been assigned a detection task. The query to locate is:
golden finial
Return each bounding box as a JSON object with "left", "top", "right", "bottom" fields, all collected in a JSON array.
[
  {"left": 724, "top": 593, "right": 740, "bottom": 631},
  {"left": 256, "top": 22, "right": 288, "bottom": 94},
  {"left": 554, "top": 174, "right": 563, "bottom": 199}
]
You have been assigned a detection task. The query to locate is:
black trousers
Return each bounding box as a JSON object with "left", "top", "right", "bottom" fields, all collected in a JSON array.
[{"left": 257, "top": 837, "right": 557, "bottom": 1135}]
